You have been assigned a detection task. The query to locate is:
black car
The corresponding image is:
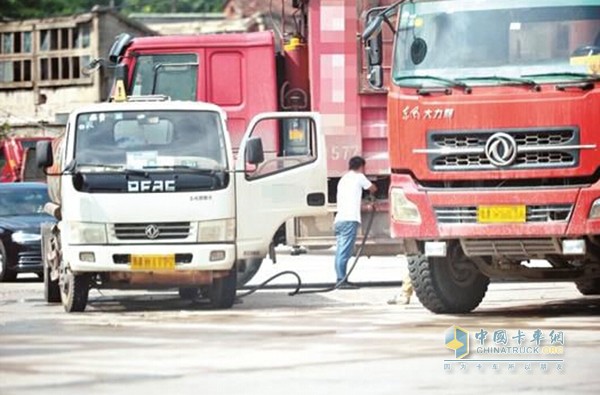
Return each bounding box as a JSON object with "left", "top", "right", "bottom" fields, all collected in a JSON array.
[{"left": 0, "top": 182, "right": 54, "bottom": 281}]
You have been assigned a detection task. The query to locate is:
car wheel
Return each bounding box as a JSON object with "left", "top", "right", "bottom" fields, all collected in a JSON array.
[
  {"left": 60, "top": 266, "right": 90, "bottom": 313},
  {"left": 208, "top": 269, "right": 237, "bottom": 309},
  {"left": 409, "top": 247, "right": 489, "bottom": 314},
  {"left": 0, "top": 241, "right": 17, "bottom": 282}
]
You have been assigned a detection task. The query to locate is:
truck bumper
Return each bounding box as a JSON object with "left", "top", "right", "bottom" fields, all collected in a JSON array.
[
  {"left": 389, "top": 174, "right": 600, "bottom": 239},
  {"left": 63, "top": 243, "right": 236, "bottom": 273}
]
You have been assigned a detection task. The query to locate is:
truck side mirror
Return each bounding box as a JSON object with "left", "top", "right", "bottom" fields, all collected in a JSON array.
[
  {"left": 246, "top": 137, "right": 265, "bottom": 165},
  {"left": 36, "top": 141, "right": 53, "bottom": 169}
]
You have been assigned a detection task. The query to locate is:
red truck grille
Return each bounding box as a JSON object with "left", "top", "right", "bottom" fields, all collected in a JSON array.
[
  {"left": 426, "top": 128, "right": 580, "bottom": 171},
  {"left": 434, "top": 205, "right": 573, "bottom": 224}
]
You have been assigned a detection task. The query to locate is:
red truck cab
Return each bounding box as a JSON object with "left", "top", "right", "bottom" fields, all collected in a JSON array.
[
  {"left": 1, "top": 137, "right": 51, "bottom": 183},
  {"left": 367, "top": 0, "right": 600, "bottom": 313}
]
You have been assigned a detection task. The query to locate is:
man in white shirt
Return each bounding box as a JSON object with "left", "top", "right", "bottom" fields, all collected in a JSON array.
[{"left": 334, "top": 156, "right": 377, "bottom": 288}]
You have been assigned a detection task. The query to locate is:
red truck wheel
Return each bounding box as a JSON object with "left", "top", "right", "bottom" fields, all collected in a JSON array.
[{"left": 408, "top": 249, "right": 489, "bottom": 314}]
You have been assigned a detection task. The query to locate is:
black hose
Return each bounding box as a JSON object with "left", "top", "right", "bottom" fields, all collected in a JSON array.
[{"left": 236, "top": 204, "right": 377, "bottom": 298}]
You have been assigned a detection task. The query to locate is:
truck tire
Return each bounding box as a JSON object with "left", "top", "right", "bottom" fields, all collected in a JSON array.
[
  {"left": 208, "top": 269, "right": 237, "bottom": 309},
  {"left": 0, "top": 242, "right": 17, "bottom": 282},
  {"left": 60, "top": 269, "right": 90, "bottom": 313},
  {"left": 236, "top": 258, "right": 263, "bottom": 288},
  {"left": 43, "top": 262, "right": 61, "bottom": 303},
  {"left": 178, "top": 287, "right": 200, "bottom": 300},
  {"left": 575, "top": 278, "right": 600, "bottom": 295},
  {"left": 409, "top": 251, "right": 489, "bottom": 314}
]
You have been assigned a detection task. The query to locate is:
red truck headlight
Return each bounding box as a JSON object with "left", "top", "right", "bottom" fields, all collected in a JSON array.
[{"left": 390, "top": 188, "right": 422, "bottom": 224}]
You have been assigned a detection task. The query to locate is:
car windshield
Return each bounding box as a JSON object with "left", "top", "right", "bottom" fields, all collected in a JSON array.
[
  {"left": 393, "top": 0, "right": 600, "bottom": 86},
  {"left": 74, "top": 110, "right": 228, "bottom": 171},
  {"left": 0, "top": 187, "right": 50, "bottom": 216}
]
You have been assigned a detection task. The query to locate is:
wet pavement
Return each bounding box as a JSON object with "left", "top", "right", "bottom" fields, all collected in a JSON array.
[{"left": 0, "top": 254, "right": 599, "bottom": 395}]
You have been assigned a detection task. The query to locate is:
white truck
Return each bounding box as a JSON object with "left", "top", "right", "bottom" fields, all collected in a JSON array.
[{"left": 36, "top": 97, "right": 327, "bottom": 312}]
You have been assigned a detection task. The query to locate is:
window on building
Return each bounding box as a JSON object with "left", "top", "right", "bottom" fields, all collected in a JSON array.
[
  {"left": 0, "top": 60, "right": 32, "bottom": 83},
  {"left": 39, "top": 23, "right": 91, "bottom": 52},
  {"left": 1, "top": 32, "right": 33, "bottom": 54},
  {"left": 1, "top": 22, "right": 92, "bottom": 88}
]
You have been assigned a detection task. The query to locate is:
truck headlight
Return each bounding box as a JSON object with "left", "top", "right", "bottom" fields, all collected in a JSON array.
[
  {"left": 68, "top": 222, "right": 108, "bottom": 245},
  {"left": 391, "top": 188, "right": 421, "bottom": 224},
  {"left": 11, "top": 231, "right": 41, "bottom": 244},
  {"left": 197, "top": 219, "right": 235, "bottom": 242},
  {"left": 590, "top": 199, "right": 600, "bottom": 219}
]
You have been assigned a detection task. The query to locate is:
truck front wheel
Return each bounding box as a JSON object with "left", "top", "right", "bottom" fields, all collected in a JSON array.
[
  {"left": 208, "top": 269, "right": 237, "bottom": 309},
  {"left": 575, "top": 278, "right": 600, "bottom": 295},
  {"left": 60, "top": 268, "right": 90, "bottom": 313},
  {"left": 409, "top": 249, "right": 489, "bottom": 314}
]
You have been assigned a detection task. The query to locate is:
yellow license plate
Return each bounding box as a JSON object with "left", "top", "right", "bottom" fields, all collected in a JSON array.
[
  {"left": 477, "top": 205, "right": 526, "bottom": 224},
  {"left": 130, "top": 255, "right": 176, "bottom": 271}
]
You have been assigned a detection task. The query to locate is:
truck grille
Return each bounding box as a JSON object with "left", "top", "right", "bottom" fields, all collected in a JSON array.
[
  {"left": 427, "top": 128, "right": 580, "bottom": 171},
  {"left": 434, "top": 205, "right": 573, "bottom": 224},
  {"left": 113, "top": 222, "right": 191, "bottom": 240},
  {"left": 461, "top": 239, "right": 561, "bottom": 257}
]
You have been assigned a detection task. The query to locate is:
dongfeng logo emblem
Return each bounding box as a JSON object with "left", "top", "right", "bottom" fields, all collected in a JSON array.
[
  {"left": 144, "top": 224, "right": 160, "bottom": 240},
  {"left": 485, "top": 133, "right": 518, "bottom": 167}
]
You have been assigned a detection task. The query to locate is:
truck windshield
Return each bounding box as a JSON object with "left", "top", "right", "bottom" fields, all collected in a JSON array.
[
  {"left": 74, "top": 110, "right": 227, "bottom": 171},
  {"left": 393, "top": 0, "right": 600, "bottom": 87},
  {"left": 131, "top": 54, "right": 198, "bottom": 101}
]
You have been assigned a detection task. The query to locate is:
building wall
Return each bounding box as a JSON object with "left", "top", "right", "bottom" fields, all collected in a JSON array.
[{"left": 0, "top": 11, "right": 153, "bottom": 129}]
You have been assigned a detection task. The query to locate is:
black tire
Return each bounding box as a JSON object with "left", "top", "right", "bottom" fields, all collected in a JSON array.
[
  {"left": 60, "top": 270, "right": 90, "bottom": 313},
  {"left": 0, "top": 241, "right": 17, "bottom": 282},
  {"left": 236, "top": 258, "right": 263, "bottom": 288},
  {"left": 575, "top": 278, "right": 600, "bottom": 295},
  {"left": 208, "top": 269, "right": 237, "bottom": 309},
  {"left": 178, "top": 287, "right": 200, "bottom": 300},
  {"left": 409, "top": 250, "right": 489, "bottom": 314},
  {"left": 44, "top": 262, "right": 61, "bottom": 303}
]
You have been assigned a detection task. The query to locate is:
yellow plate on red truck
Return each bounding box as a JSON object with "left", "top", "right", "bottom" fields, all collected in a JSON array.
[
  {"left": 477, "top": 205, "right": 526, "bottom": 224},
  {"left": 130, "top": 255, "right": 176, "bottom": 271}
]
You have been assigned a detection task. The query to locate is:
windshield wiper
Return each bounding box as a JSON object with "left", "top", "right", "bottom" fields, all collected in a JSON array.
[
  {"left": 522, "top": 72, "right": 600, "bottom": 81},
  {"left": 394, "top": 75, "right": 472, "bottom": 93},
  {"left": 458, "top": 75, "right": 540, "bottom": 90}
]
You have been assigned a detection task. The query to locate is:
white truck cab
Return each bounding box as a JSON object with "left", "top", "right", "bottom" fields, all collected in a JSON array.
[{"left": 37, "top": 98, "right": 327, "bottom": 312}]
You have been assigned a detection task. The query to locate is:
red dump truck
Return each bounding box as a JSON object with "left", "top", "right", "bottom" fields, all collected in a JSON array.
[
  {"left": 1, "top": 137, "right": 51, "bottom": 183},
  {"left": 108, "top": 0, "right": 600, "bottom": 312}
]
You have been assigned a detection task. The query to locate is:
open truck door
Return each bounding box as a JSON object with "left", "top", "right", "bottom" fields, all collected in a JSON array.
[{"left": 235, "top": 112, "right": 328, "bottom": 260}]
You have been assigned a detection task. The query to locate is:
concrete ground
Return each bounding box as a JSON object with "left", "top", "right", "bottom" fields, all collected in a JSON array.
[{"left": 0, "top": 253, "right": 599, "bottom": 395}]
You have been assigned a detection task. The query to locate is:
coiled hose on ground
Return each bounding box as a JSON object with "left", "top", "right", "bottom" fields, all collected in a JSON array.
[{"left": 236, "top": 204, "right": 377, "bottom": 298}]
